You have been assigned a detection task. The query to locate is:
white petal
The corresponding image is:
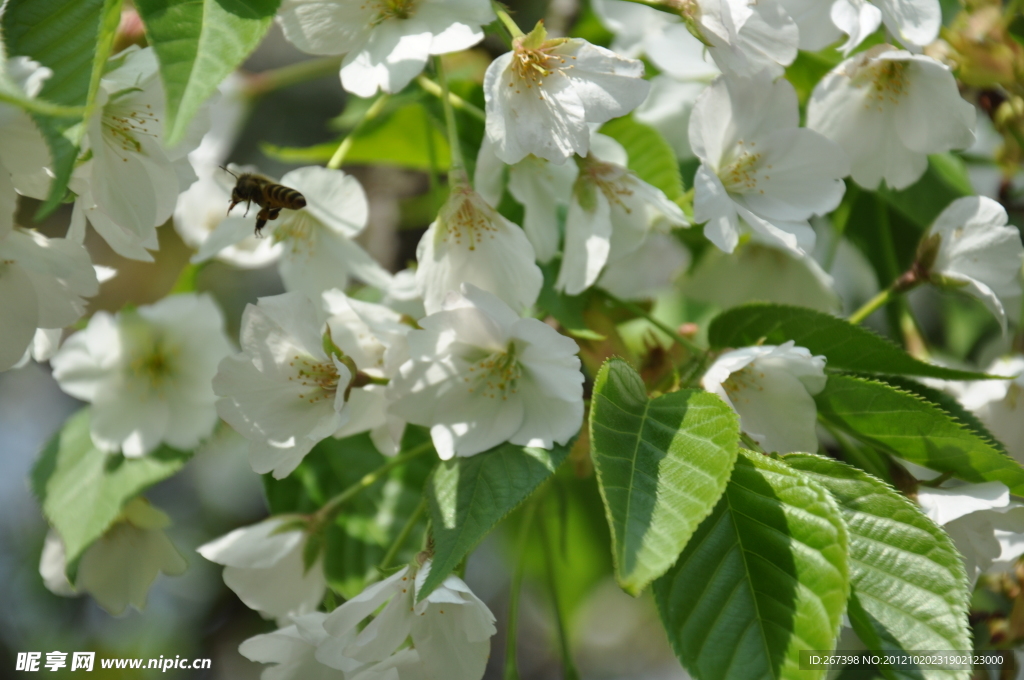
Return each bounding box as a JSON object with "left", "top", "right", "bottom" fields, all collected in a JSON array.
[
  {"left": 555, "top": 190, "right": 613, "bottom": 294},
  {"left": 0, "top": 260, "right": 38, "bottom": 371}
]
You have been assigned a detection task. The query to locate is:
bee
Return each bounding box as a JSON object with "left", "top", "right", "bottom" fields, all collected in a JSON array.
[{"left": 221, "top": 166, "right": 306, "bottom": 237}]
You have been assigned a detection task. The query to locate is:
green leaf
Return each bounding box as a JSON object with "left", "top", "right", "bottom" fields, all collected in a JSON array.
[
  {"left": 815, "top": 375, "right": 1024, "bottom": 494},
  {"left": 262, "top": 103, "right": 451, "bottom": 171},
  {"left": 784, "top": 454, "right": 971, "bottom": 680},
  {"left": 590, "top": 358, "right": 740, "bottom": 595},
  {"left": 421, "top": 439, "right": 570, "bottom": 599},
  {"left": 30, "top": 409, "right": 192, "bottom": 578},
  {"left": 708, "top": 303, "right": 993, "bottom": 381},
  {"left": 135, "top": 0, "right": 279, "bottom": 147},
  {"left": 2, "top": 0, "right": 122, "bottom": 217},
  {"left": 654, "top": 450, "right": 849, "bottom": 680},
  {"left": 599, "top": 116, "right": 685, "bottom": 200},
  {"left": 881, "top": 375, "right": 1008, "bottom": 455}
]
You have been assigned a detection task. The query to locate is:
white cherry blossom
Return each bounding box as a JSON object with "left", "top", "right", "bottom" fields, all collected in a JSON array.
[
  {"left": 40, "top": 498, "right": 187, "bottom": 615},
  {"left": 388, "top": 285, "right": 584, "bottom": 459},
  {"left": 475, "top": 136, "right": 578, "bottom": 263},
  {"left": 0, "top": 227, "right": 98, "bottom": 372},
  {"left": 555, "top": 135, "right": 689, "bottom": 296},
  {"left": 961, "top": 356, "right": 1024, "bottom": 463},
  {"left": 591, "top": 0, "right": 720, "bottom": 81},
  {"left": 239, "top": 613, "right": 342, "bottom": 680},
  {"left": 807, "top": 46, "right": 976, "bottom": 191},
  {"left": 415, "top": 176, "right": 542, "bottom": 315},
  {"left": 702, "top": 341, "right": 827, "bottom": 453},
  {"left": 917, "top": 482, "right": 1024, "bottom": 585},
  {"left": 693, "top": 0, "right": 799, "bottom": 78},
  {"left": 691, "top": 75, "right": 849, "bottom": 257},
  {"left": 484, "top": 22, "right": 650, "bottom": 165},
  {"left": 316, "top": 559, "right": 496, "bottom": 680},
  {"left": 51, "top": 294, "right": 231, "bottom": 456},
  {"left": 197, "top": 516, "right": 327, "bottom": 621},
  {"left": 323, "top": 290, "right": 412, "bottom": 455},
  {"left": 68, "top": 47, "right": 207, "bottom": 260},
  {"left": 0, "top": 56, "right": 52, "bottom": 197},
  {"left": 278, "top": 0, "right": 495, "bottom": 97},
  {"left": 915, "top": 196, "right": 1024, "bottom": 331},
  {"left": 213, "top": 292, "right": 352, "bottom": 479}
]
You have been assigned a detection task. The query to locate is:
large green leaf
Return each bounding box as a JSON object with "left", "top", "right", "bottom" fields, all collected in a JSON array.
[
  {"left": 882, "top": 375, "right": 1008, "bottom": 456},
  {"left": 599, "top": 116, "right": 685, "bottom": 200},
  {"left": 135, "top": 0, "right": 279, "bottom": 146},
  {"left": 421, "top": 439, "right": 570, "bottom": 599},
  {"left": 785, "top": 454, "right": 971, "bottom": 680},
  {"left": 708, "top": 303, "right": 992, "bottom": 381},
  {"left": 590, "top": 358, "right": 739, "bottom": 595},
  {"left": 31, "top": 409, "right": 192, "bottom": 578},
  {"left": 654, "top": 450, "right": 850, "bottom": 680},
  {"left": 816, "top": 375, "right": 1024, "bottom": 495},
  {"left": 2, "top": 0, "right": 121, "bottom": 216}
]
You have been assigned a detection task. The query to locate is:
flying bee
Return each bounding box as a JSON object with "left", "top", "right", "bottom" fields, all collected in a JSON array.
[{"left": 220, "top": 166, "right": 306, "bottom": 238}]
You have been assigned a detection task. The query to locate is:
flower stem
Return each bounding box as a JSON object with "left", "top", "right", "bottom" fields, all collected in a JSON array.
[
  {"left": 504, "top": 496, "right": 539, "bottom": 680},
  {"left": 538, "top": 504, "right": 580, "bottom": 680},
  {"left": 847, "top": 287, "right": 894, "bottom": 325},
  {"left": 327, "top": 94, "right": 391, "bottom": 170},
  {"left": 434, "top": 57, "right": 466, "bottom": 177},
  {"left": 315, "top": 442, "right": 433, "bottom": 524},
  {"left": 492, "top": 2, "right": 525, "bottom": 38},
  {"left": 415, "top": 75, "right": 486, "bottom": 122},
  {"left": 379, "top": 496, "right": 427, "bottom": 572},
  {"left": 244, "top": 56, "right": 344, "bottom": 98},
  {"left": 598, "top": 290, "right": 704, "bottom": 356}
]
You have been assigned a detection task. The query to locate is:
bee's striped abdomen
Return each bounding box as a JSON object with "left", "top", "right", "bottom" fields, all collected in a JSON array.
[{"left": 265, "top": 184, "right": 306, "bottom": 210}]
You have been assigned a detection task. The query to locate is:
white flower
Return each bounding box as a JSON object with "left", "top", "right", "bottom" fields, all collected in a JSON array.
[
  {"left": 916, "top": 196, "right": 1024, "bottom": 331},
  {"left": 0, "top": 56, "right": 52, "bottom": 196},
  {"left": 917, "top": 482, "right": 1024, "bottom": 585},
  {"left": 0, "top": 227, "right": 98, "bottom": 372},
  {"left": 51, "top": 294, "right": 230, "bottom": 456},
  {"left": 961, "top": 356, "right": 1024, "bottom": 463},
  {"left": 597, "top": 231, "right": 691, "bottom": 300},
  {"left": 40, "top": 498, "right": 187, "bottom": 615},
  {"left": 207, "top": 166, "right": 392, "bottom": 299},
  {"left": 239, "top": 613, "right": 341, "bottom": 680},
  {"left": 807, "top": 46, "right": 976, "bottom": 191},
  {"left": 69, "top": 47, "right": 207, "bottom": 259},
  {"left": 694, "top": 0, "right": 799, "bottom": 78},
  {"left": 278, "top": 0, "right": 494, "bottom": 97},
  {"left": 483, "top": 22, "right": 650, "bottom": 165},
  {"left": 702, "top": 341, "right": 827, "bottom": 453},
  {"left": 555, "top": 135, "right": 689, "bottom": 296},
  {"left": 691, "top": 75, "right": 849, "bottom": 257},
  {"left": 213, "top": 292, "right": 352, "bottom": 479},
  {"left": 323, "top": 290, "right": 413, "bottom": 455},
  {"left": 775, "top": 0, "right": 843, "bottom": 51},
  {"left": 316, "top": 560, "right": 496, "bottom": 680},
  {"left": 415, "top": 178, "right": 543, "bottom": 316},
  {"left": 591, "top": 0, "right": 720, "bottom": 82},
  {"left": 388, "top": 284, "right": 584, "bottom": 459},
  {"left": 474, "top": 136, "right": 578, "bottom": 263},
  {"left": 778, "top": 0, "right": 940, "bottom": 55},
  {"left": 197, "top": 516, "right": 327, "bottom": 621},
  {"left": 175, "top": 168, "right": 284, "bottom": 268}
]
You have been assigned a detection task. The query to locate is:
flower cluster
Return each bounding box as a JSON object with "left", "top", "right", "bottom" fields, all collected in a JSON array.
[{"left": 6, "top": 0, "right": 1024, "bottom": 677}]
